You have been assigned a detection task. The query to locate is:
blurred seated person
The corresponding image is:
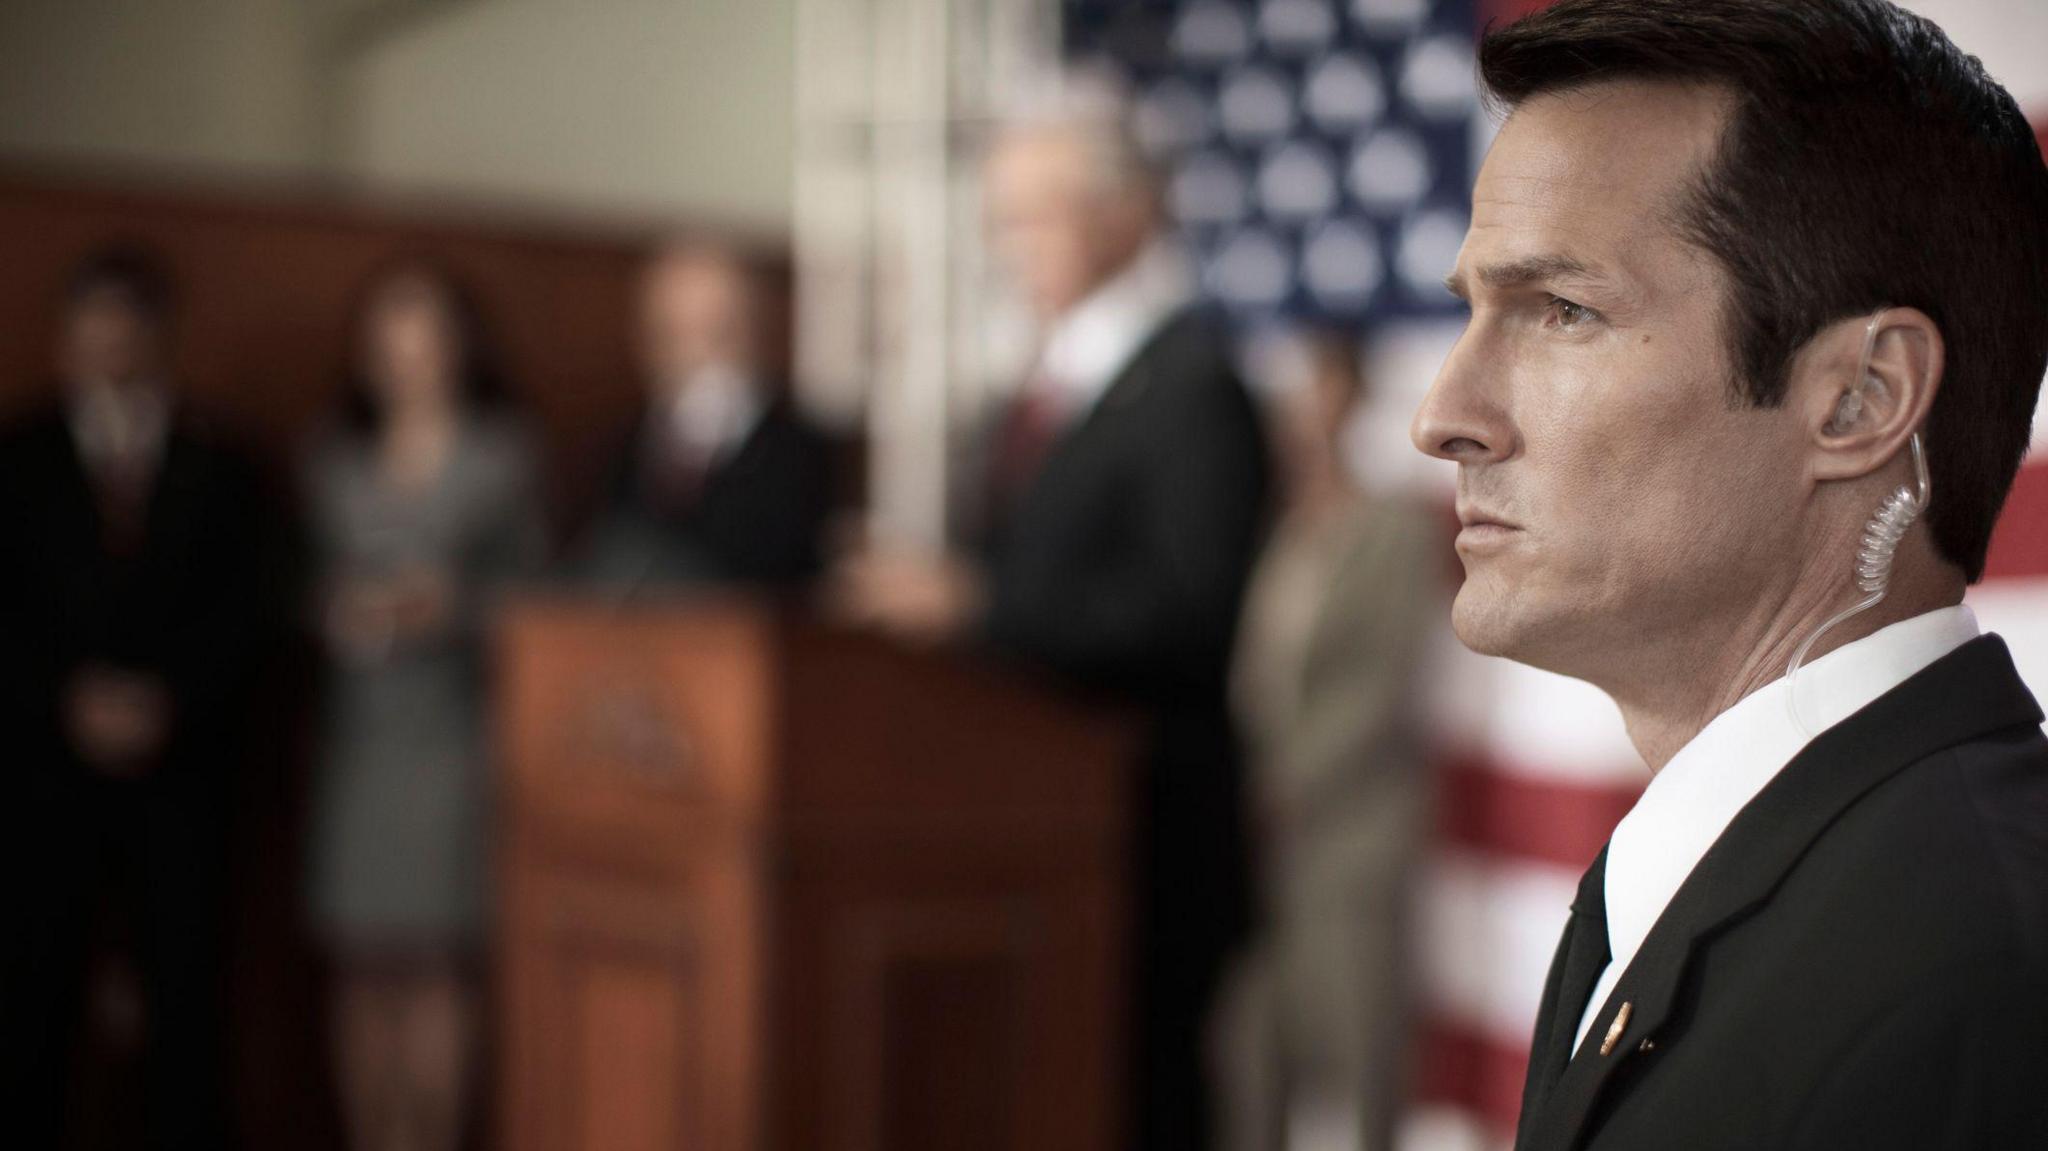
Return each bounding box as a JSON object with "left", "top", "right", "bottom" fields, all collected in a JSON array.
[
  {"left": 303, "top": 261, "right": 544, "bottom": 1151},
  {"left": 0, "top": 244, "right": 274, "bottom": 1150},
  {"left": 833, "top": 97, "right": 1270, "bottom": 1151},
  {"left": 576, "top": 242, "right": 829, "bottom": 590},
  {"left": 1210, "top": 332, "right": 1440, "bottom": 1151}
]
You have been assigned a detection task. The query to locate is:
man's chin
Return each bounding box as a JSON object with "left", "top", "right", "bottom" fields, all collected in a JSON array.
[
  {"left": 1451, "top": 583, "right": 1602, "bottom": 683},
  {"left": 1450, "top": 613, "right": 1512, "bottom": 658},
  {"left": 1450, "top": 582, "right": 1528, "bottom": 660}
]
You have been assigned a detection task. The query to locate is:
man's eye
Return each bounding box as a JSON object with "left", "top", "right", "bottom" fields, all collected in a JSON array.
[{"left": 1546, "top": 296, "right": 1594, "bottom": 328}]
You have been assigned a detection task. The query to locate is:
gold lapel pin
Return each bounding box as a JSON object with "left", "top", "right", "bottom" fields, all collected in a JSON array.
[{"left": 1599, "top": 1001, "right": 1633, "bottom": 1057}]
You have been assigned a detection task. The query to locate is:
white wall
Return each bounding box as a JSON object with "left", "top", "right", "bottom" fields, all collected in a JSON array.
[
  {"left": 0, "top": 1, "right": 2032, "bottom": 248},
  {"left": 0, "top": 0, "right": 798, "bottom": 233},
  {"left": 0, "top": 0, "right": 324, "bottom": 177},
  {"left": 1904, "top": 0, "right": 2048, "bottom": 105},
  {"left": 344, "top": 0, "right": 795, "bottom": 231}
]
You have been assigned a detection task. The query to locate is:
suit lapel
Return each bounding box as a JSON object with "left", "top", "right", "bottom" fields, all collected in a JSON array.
[
  {"left": 34, "top": 409, "right": 118, "bottom": 557},
  {"left": 1523, "top": 635, "right": 2044, "bottom": 1151},
  {"left": 141, "top": 422, "right": 200, "bottom": 554},
  {"left": 703, "top": 401, "right": 776, "bottom": 492},
  {"left": 1034, "top": 308, "right": 1176, "bottom": 464},
  {"left": 44, "top": 411, "right": 102, "bottom": 526},
  {"left": 1001, "top": 311, "right": 1179, "bottom": 532},
  {"left": 1517, "top": 848, "right": 1609, "bottom": 1148}
]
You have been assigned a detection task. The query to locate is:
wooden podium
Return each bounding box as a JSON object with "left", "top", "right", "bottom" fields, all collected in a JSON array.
[{"left": 495, "top": 596, "right": 1136, "bottom": 1151}]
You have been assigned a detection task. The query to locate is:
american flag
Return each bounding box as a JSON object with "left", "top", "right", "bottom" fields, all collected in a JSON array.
[
  {"left": 1063, "top": 0, "right": 1483, "bottom": 327},
  {"left": 1062, "top": 3, "right": 2048, "bottom": 1150}
]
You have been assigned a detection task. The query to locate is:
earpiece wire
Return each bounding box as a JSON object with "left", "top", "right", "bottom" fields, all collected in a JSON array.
[{"left": 1782, "top": 308, "right": 1930, "bottom": 736}]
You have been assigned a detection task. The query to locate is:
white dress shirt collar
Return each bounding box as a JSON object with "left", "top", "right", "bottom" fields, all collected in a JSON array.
[
  {"left": 661, "top": 364, "right": 765, "bottom": 466},
  {"left": 1033, "top": 239, "right": 1195, "bottom": 413},
  {"left": 68, "top": 379, "right": 171, "bottom": 475},
  {"left": 1574, "top": 604, "right": 1981, "bottom": 1048}
]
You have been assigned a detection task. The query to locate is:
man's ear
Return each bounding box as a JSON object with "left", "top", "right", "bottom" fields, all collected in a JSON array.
[{"left": 1800, "top": 307, "right": 1943, "bottom": 484}]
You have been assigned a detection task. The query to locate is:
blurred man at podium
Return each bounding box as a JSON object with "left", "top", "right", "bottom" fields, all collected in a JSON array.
[
  {"left": 836, "top": 100, "right": 1271, "bottom": 1151},
  {"left": 578, "top": 242, "right": 831, "bottom": 591}
]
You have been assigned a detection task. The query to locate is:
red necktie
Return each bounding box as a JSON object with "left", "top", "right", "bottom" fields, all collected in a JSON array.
[
  {"left": 93, "top": 446, "right": 154, "bottom": 556},
  {"left": 988, "top": 375, "right": 1070, "bottom": 509},
  {"left": 642, "top": 429, "right": 712, "bottom": 516}
]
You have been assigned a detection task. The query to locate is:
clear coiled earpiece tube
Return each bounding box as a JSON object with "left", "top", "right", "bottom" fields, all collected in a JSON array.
[{"left": 1783, "top": 310, "right": 1931, "bottom": 736}]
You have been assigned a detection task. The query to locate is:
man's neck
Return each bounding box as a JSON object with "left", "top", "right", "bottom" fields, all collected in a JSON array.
[
  {"left": 68, "top": 377, "right": 170, "bottom": 461},
  {"left": 71, "top": 375, "right": 164, "bottom": 406},
  {"left": 1606, "top": 556, "right": 1966, "bottom": 772},
  {"left": 1036, "top": 238, "right": 1190, "bottom": 394}
]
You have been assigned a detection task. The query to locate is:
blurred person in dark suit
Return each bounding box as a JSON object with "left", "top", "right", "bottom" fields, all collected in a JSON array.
[
  {"left": 835, "top": 102, "right": 1271, "bottom": 1151},
  {"left": 576, "top": 242, "right": 830, "bottom": 590},
  {"left": 1212, "top": 332, "right": 1439, "bottom": 1151},
  {"left": 0, "top": 244, "right": 274, "bottom": 1150},
  {"left": 303, "top": 262, "right": 544, "bottom": 1151}
]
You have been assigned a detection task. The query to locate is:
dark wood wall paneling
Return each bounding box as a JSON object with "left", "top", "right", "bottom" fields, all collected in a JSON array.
[{"left": 0, "top": 168, "right": 675, "bottom": 518}]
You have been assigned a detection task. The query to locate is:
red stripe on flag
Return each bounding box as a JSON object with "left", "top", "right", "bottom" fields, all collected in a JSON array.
[
  {"left": 1413, "top": 1018, "right": 1530, "bottom": 1138},
  {"left": 1984, "top": 459, "right": 2048, "bottom": 582},
  {"left": 1479, "top": 0, "right": 1557, "bottom": 30},
  {"left": 1437, "top": 755, "right": 1642, "bottom": 870}
]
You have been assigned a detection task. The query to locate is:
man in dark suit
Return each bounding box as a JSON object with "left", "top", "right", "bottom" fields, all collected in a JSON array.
[
  {"left": 0, "top": 246, "right": 274, "bottom": 1149},
  {"left": 836, "top": 105, "right": 1270, "bottom": 1151},
  {"left": 1411, "top": 1, "right": 2048, "bottom": 1147},
  {"left": 578, "top": 242, "right": 830, "bottom": 589}
]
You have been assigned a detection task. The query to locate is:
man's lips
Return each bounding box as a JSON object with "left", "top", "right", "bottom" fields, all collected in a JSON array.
[
  {"left": 1455, "top": 505, "right": 1520, "bottom": 531},
  {"left": 1454, "top": 506, "right": 1522, "bottom": 550}
]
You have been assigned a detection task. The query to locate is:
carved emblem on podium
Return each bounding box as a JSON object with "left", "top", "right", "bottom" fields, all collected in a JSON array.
[{"left": 564, "top": 673, "right": 698, "bottom": 789}]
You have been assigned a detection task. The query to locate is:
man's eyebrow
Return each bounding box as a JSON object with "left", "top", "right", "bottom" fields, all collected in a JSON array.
[{"left": 1445, "top": 254, "right": 1607, "bottom": 299}]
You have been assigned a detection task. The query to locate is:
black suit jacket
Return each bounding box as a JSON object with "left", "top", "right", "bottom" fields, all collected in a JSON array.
[
  {"left": 978, "top": 303, "right": 1270, "bottom": 1150},
  {"left": 0, "top": 400, "right": 275, "bottom": 795},
  {"left": 981, "top": 303, "right": 1269, "bottom": 704},
  {"left": 585, "top": 394, "right": 830, "bottom": 588},
  {"left": 1517, "top": 635, "right": 2048, "bottom": 1151},
  {"left": 0, "top": 398, "right": 274, "bottom": 1151}
]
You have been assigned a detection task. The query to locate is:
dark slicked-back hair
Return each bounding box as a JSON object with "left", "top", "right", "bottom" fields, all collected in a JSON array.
[{"left": 1480, "top": 0, "right": 2048, "bottom": 582}]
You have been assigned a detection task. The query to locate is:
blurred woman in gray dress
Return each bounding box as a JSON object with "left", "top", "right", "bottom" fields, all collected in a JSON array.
[
  {"left": 305, "top": 262, "right": 543, "bottom": 1151},
  {"left": 1213, "top": 332, "right": 1441, "bottom": 1151}
]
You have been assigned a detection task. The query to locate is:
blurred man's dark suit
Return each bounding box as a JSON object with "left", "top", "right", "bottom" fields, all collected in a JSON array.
[
  {"left": 0, "top": 399, "right": 273, "bottom": 1150},
  {"left": 580, "top": 393, "right": 830, "bottom": 588},
  {"left": 979, "top": 302, "right": 1269, "bottom": 1151},
  {"left": 1516, "top": 636, "right": 2048, "bottom": 1151}
]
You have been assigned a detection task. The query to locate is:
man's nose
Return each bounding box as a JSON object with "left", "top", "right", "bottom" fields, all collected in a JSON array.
[{"left": 1411, "top": 330, "right": 1513, "bottom": 464}]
